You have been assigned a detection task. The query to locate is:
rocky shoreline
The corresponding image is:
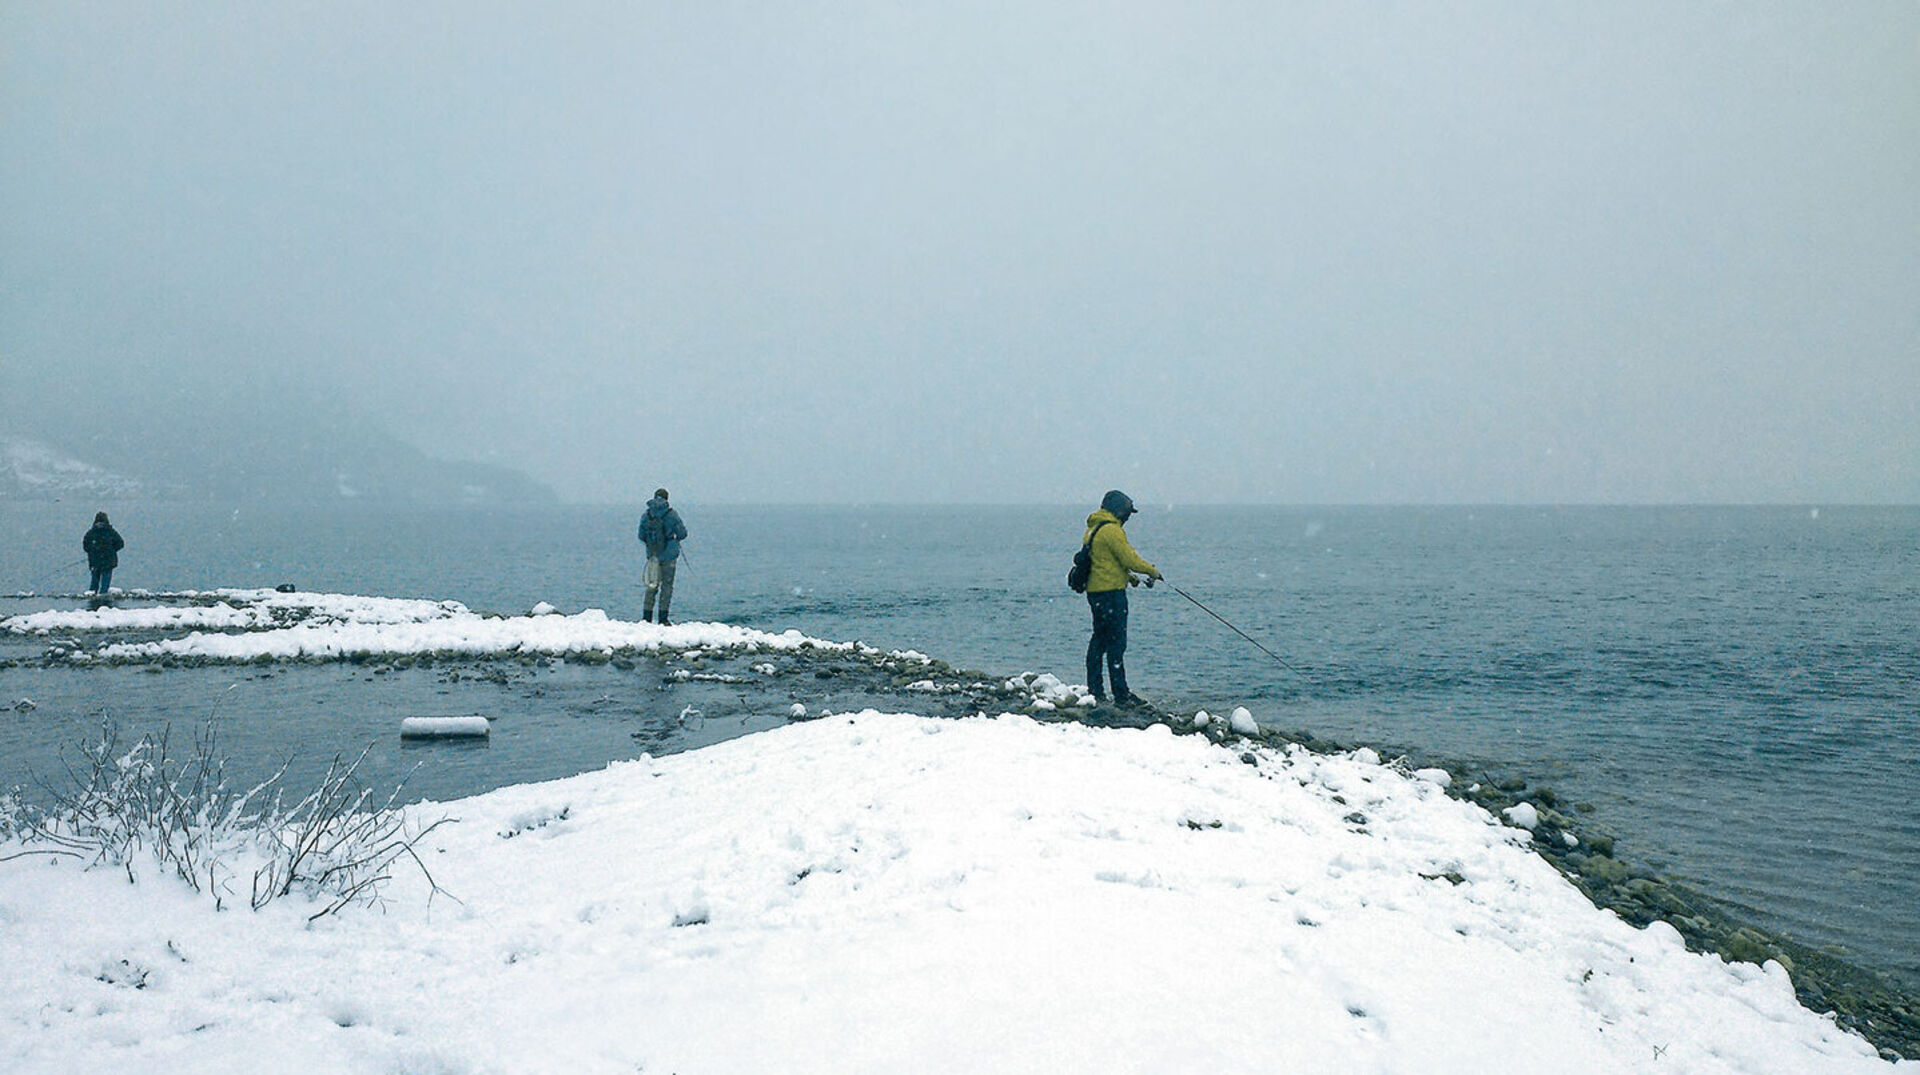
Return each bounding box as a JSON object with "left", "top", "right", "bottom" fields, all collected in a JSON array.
[
  {"left": 1236, "top": 718, "right": 1920, "bottom": 1064},
  {"left": 660, "top": 640, "right": 1920, "bottom": 1062}
]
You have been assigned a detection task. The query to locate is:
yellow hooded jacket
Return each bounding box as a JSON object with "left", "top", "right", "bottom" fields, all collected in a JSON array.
[{"left": 1082, "top": 510, "right": 1160, "bottom": 593}]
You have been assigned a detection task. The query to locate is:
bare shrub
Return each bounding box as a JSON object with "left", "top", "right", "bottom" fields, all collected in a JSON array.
[
  {"left": 245, "top": 744, "right": 453, "bottom": 918},
  {"left": 1, "top": 720, "right": 452, "bottom": 920}
]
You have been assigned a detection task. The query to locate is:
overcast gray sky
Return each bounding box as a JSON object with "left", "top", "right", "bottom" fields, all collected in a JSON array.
[{"left": 3, "top": 2, "right": 1916, "bottom": 504}]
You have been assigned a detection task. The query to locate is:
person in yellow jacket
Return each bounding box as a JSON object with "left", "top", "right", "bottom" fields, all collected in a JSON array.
[{"left": 1083, "top": 489, "right": 1162, "bottom": 706}]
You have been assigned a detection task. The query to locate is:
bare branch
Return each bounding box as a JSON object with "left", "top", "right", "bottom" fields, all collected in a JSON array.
[{"left": 3, "top": 716, "right": 453, "bottom": 922}]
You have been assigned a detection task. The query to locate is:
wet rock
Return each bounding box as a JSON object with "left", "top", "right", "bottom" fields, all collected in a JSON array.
[
  {"left": 1581, "top": 856, "right": 1630, "bottom": 885},
  {"left": 1723, "top": 928, "right": 1777, "bottom": 967}
]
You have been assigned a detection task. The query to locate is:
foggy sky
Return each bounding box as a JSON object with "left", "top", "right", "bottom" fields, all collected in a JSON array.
[{"left": 3, "top": 2, "right": 1916, "bottom": 504}]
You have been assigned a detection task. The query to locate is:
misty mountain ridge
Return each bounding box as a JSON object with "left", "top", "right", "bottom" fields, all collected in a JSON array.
[
  {"left": 3, "top": 299, "right": 557, "bottom": 505},
  {"left": 3, "top": 287, "right": 557, "bottom": 505},
  {"left": 0, "top": 378, "right": 555, "bottom": 506},
  {"left": 1, "top": 436, "right": 148, "bottom": 499},
  {"left": 0, "top": 428, "right": 555, "bottom": 506}
]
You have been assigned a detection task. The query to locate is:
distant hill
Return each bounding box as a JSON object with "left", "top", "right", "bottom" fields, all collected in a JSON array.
[
  {"left": 2, "top": 287, "right": 558, "bottom": 505},
  {"left": 0, "top": 433, "right": 556, "bottom": 505},
  {"left": 1, "top": 437, "right": 149, "bottom": 499}
]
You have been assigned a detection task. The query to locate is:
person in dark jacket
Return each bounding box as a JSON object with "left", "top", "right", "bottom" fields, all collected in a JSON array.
[
  {"left": 637, "top": 488, "right": 689, "bottom": 624},
  {"left": 82, "top": 512, "right": 125, "bottom": 595},
  {"left": 1081, "top": 490, "right": 1161, "bottom": 706}
]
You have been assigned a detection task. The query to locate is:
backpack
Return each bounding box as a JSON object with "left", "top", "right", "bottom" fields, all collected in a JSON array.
[
  {"left": 638, "top": 511, "right": 665, "bottom": 555},
  {"left": 1066, "top": 521, "right": 1111, "bottom": 593}
]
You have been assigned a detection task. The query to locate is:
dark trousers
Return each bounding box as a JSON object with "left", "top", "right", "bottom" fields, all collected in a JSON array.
[
  {"left": 1086, "top": 589, "right": 1129, "bottom": 700},
  {"left": 89, "top": 567, "right": 113, "bottom": 594},
  {"left": 644, "top": 557, "right": 678, "bottom": 622}
]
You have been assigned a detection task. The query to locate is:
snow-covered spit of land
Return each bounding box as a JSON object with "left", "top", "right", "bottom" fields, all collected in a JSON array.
[
  {"left": 3, "top": 589, "right": 878, "bottom": 664},
  {"left": 3, "top": 706, "right": 1906, "bottom": 1073},
  {"left": 2, "top": 589, "right": 470, "bottom": 636}
]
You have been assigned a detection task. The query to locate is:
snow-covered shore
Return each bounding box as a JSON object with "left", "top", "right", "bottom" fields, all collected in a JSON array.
[
  {"left": 1, "top": 592, "right": 1912, "bottom": 1070},
  {"left": 2, "top": 708, "right": 1906, "bottom": 1073}
]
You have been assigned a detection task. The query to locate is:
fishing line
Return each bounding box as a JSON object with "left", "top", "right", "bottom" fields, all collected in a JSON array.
[
  {"left": 12, "top": 557, "right": 87, "bottom": 596},
  {"left": 1165, "top": 583, "right": 1304, "bottom": 678}
]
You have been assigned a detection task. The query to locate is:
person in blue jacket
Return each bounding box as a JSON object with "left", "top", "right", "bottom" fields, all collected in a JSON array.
[{"left": 637, "top": 488, "right": 689, "bottom": 624}]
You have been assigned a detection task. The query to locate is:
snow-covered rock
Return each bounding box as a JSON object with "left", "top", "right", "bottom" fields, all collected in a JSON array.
[
  {"left": 398, "top": 716, "right": 490, "bottom": 738},
  {"left": 1414, "top": 767, "right": 1453, "bottom": 788},
  {"left": 1504, "top": 802, "right": 1542, "bottom": 830}
]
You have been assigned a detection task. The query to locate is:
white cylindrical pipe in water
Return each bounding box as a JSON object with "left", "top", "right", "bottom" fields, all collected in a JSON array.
[{"left": 400, "top": 716, "right": 491, "bottom": 739}]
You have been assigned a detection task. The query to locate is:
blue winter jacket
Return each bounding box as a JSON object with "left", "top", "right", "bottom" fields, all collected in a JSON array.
[{"left": 639, "top": 498, "right": 688, "bottom": 561}]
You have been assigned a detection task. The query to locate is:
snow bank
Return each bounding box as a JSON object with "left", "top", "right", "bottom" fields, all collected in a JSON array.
[
  {"left": 1, "top": 591, "right": 873, "bottom": 663},
  {"left": 0, "top": 712, "right": 1901, "bottom": 1074},
  {"left": 87, "top": 607, "right": 852, "bottom": 663},
  {"left": 1, "top": 589, "right": 467, "bottom": 635},
  {"left": 5, "top": 592, "right": 976, "bottom": 697}
]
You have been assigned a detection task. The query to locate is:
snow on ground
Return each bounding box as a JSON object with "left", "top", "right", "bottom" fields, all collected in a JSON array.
[{"left": 1, "top": 711, "right": 1903, "bottom": 1074}]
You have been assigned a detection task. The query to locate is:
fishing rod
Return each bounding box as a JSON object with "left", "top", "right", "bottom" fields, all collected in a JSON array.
[
  {"left": 1164, "top": 582, "right": 1304, "bottom": 677},
  {"left": 12, "top": 557, "right": 87, "bottom": 596}
]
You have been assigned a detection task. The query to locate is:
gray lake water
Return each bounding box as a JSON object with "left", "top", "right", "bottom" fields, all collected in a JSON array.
[{"left": 3, "top": 502, "right": 1916, "bottom": 991}]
